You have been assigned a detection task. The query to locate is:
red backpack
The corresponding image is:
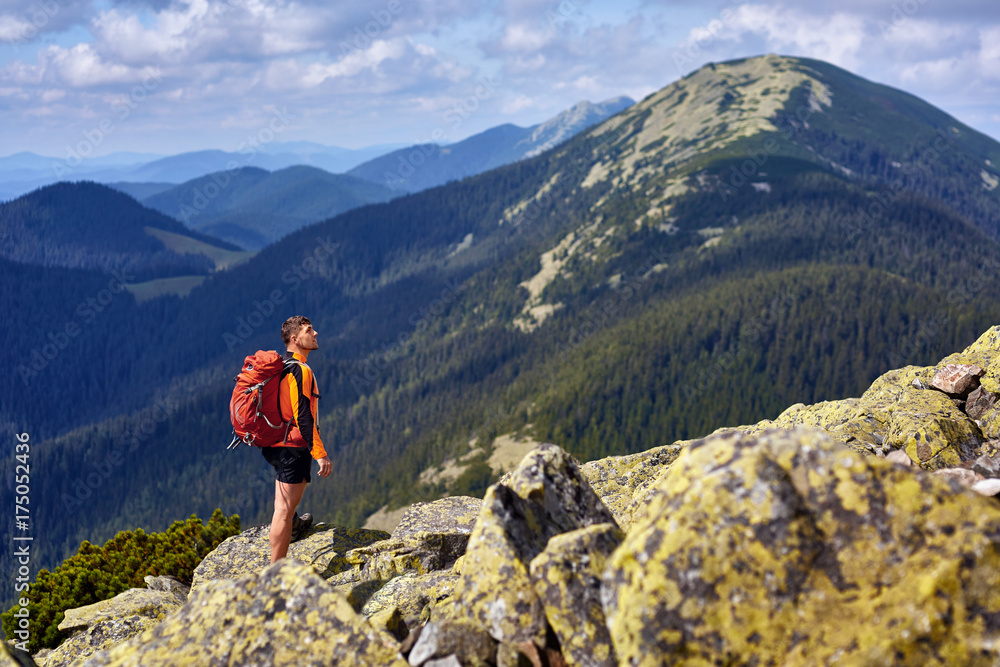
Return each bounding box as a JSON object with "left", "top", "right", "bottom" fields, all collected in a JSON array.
[{"left": 227, "top": 350, "right": 298, "bottom": 449}]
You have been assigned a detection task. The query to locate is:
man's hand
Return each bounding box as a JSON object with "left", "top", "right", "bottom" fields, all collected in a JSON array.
[{"left": 317, "top": 456, "right": 332, "bottom": 478}]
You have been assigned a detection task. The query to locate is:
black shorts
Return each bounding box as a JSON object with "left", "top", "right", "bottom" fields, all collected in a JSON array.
[{"left": 262, "top": 446, "right": 312, "bottom": 484}]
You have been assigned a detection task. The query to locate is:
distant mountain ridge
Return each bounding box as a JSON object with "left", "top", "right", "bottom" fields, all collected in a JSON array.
[
  {"left": 0, "top": 143, "right": 406, "bottom": 202},
  {"left": 141, "top": 165, "right": 399, "bottom": 250},
  {"left": 347, "top": 96, "right": 635, "bottom": 192}
]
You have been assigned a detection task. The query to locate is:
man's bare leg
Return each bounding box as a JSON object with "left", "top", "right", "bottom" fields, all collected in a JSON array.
[{"left": 270, "top": 479, "right": 307, "bottom": 563}]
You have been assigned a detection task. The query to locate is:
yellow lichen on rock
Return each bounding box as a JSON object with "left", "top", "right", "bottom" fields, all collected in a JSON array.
[
  {"left": 888, "top": 387, "right": 983, "bottom": 468},
  {"left": 529, "top": 523, "right": 622, "bottom": 667},
  {"left": 603, "top": 427, "right": 1000, "bottom": 666},
  {"left": 85, "top": 560, "right": 407, "bottom": 666}
]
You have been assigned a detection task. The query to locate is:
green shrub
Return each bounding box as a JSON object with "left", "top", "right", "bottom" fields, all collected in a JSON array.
[{"left": 1, "top": 509, "right": 239, "bottom": 654}]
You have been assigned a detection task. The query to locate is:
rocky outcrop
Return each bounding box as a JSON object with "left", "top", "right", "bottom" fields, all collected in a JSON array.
[
  {"left": 443, "top": 444, "right": 618, "bottom": 648},
  {"left": 190, "top": 523, "right": 389, "bottom": 590},
  {"left": 38, "top": 584, "right": 188, "bottom": 667},
  {"left": 578, "top": 443, "right": 685, "bottom": 530},
  {"left": 391, "top": 497, "right": 482, "bottom": 540},
  {"left": 604, "top": 426, "right": 1000, "bottom": 665},
  {"left": 82, "top": 560, "right": 408, "bottom": 666},
  {"left": 37, "top": 326, "right": 1000, "bottom": 666},
  {"left": 728, "top": 326, "right": 1000, "bottom": 470}
]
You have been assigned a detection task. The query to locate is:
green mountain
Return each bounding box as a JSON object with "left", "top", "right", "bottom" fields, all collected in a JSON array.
[
  {"left": 4, "top": 54, "right": 1000, "bottom": 587},
  {"left": 0, "top": 182, "right": 241, "bottom": 281},
  {"left": 142, "top": 165, "right": 399, "bottom": 249}
]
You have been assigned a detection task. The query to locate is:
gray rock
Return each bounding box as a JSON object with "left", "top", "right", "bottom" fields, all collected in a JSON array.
[
  {"left": 449, "top": 444, "right": 618, "bottom": 645},
  {"left": 406, "top": 620, "right": 495, "bottom": 667},
  {"left": 58, "top": 589, "right": 186, "bottom": 633},
  {"left": 391, "top": 497, "right": 482, "bottom": 540},
  {"left": 971, "top": 452, "right": 1000, "bottom": 478},
  {"left": 529, "top": 523, "right": 622, "bottom": 667},
  {"left": 80, "top": 559, "right": 407, "bottom": 666},
  {"left": 190, "top": 523, "right": 388, "bottom": 591},
  {"left": 967, "top": 386, "right": 997, "bottom": 420},
  {"left": 423, "top": 657, "right": 463, "bottom": 667},
  {"left": 143, "top": 576, "right": 189, "bottom": 597},
  {"left": 361, "top": 571, "right": 458, "bottom": 620}
]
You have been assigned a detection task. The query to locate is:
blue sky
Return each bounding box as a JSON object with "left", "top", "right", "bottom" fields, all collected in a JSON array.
[{"left": 2, "top": 0, "right": 999, "bottom": 158}]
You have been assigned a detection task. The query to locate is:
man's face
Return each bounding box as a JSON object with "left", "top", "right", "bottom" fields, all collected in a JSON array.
[{"left": 292, "top": 324, "right": 319, "bottom": 350}]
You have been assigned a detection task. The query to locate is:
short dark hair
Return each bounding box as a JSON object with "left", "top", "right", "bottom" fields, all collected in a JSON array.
[{"left": 281, "top": 316, "right": 312, "bottom": 346}]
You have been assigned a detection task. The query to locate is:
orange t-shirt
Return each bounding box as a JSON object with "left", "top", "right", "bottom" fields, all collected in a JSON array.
[{"left": 278, "top": 352, "right": 327, "bottom": 460}]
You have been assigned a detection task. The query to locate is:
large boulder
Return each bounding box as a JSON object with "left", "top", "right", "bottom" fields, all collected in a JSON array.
[
  {"left": 602, "top": 426, "right": 1000, "bottom": 666},
  {"left": 529, "top": 523, "right": 622, "bottom": 667},
  {"left": 390, "top": 497, "right": 482, "bottom": 540},
  {"left": 885, "top": 386, "right": 983, "bottom": 467},
  {"left": 322, "top": 502, "right": 477, "bottom": 611},
  {"left": 81, "top": 559, "right": 407, "bottom": 666},
  {"left": 360, "top": 570, "right": 458, "bottom": 620},
  {"left": 579, "top": 444, "right": 685, "bottom": 530},
  {"left": 190, "top": 523, "right": 389, "bottom": 590},
  {"left": 448, "top": 444, "right": 618, "bottom": 646},
  {"left": 38, "top": 587, "right": 188, "bottom": 667}
]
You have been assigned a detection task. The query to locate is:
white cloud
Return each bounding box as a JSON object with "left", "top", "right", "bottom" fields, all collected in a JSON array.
[
  {"left": 712, "top": 4, "right": 867, "bottom": 71},
  {"left": 0, "top": 13, "right": 32, "bottom": 41}
]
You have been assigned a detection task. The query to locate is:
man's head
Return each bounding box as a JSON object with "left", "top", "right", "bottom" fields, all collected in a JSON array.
[{"left": 281, "top": 316, "right": 318, "bottom": 352}]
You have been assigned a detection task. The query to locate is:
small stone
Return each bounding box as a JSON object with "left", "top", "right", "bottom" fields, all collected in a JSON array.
[
  {"left": 143, "top": 575, "right": 189, "bottom": 597},
  {"left": 930, "top": 364, "right": 984, "bottom": 396},
  {"left": 405, "top": 619, "right": 495, "bottom": 666},
  {"left": 967, "top": 387, "right": 997, "bottom": 420},
  {"left": 408, "top": 622, "right": 441, "bottom": 666},
  {"left": 423, "top": 657, "right": 463, "bottom": 667},
  {"left": 971, "top": 453, "right": 1000, "bottom": 478},
  {"left": 972, "top": 479, "right": 1000, "bottom": 496},
  {"left": 933, "top": 467, "right": 984, "bottom": 488},
  {"left": 885, "top": 449, "right": 912, "bottom": 466}
]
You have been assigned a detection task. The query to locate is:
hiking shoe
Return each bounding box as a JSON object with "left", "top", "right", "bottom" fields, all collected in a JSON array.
[{"left": 291, "top": 512, "right": 313, "bottom": 541}]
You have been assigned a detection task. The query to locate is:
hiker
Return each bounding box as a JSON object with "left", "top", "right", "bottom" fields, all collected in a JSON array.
[{"left": 264, "top": 315, "right": 332, "bottom": 563}]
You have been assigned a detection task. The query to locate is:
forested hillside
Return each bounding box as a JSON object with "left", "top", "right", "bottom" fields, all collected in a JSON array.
[
  {"left": 143, "top": 166, "right": 398, "bottom": 250},
  {"left": 0, "top": 182, "right": 239, "bottom": 279},
  {"left": 4, "top": 55, "right": 1000, "bottom": 588}
]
